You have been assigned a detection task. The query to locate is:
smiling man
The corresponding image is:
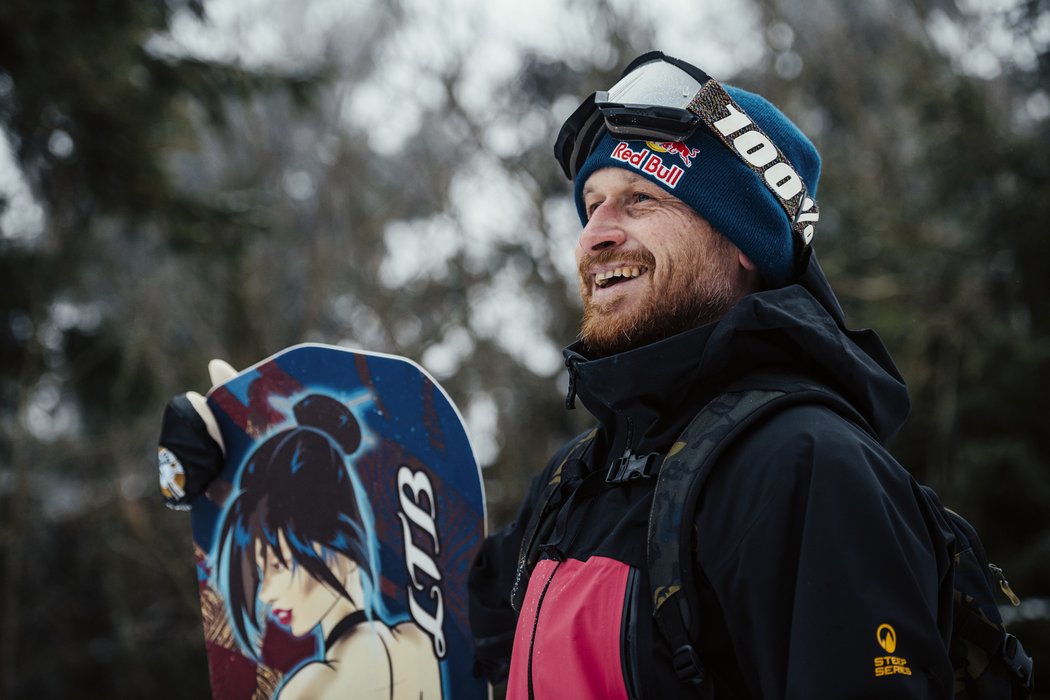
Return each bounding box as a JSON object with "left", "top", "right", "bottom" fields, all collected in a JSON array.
[
  {"left": 468, "top": 52, "right": 961, "bottom": 699},
  {"left": 576, "top": 167, "right": 760, "bottom": 356}
]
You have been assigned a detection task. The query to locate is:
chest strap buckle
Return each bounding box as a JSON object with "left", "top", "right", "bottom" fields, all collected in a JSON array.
[{"left": 606, "top": 451, "right": 663, "bottom": 483}]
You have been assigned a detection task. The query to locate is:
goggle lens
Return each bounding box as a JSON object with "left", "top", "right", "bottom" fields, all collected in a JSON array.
[{"left": 598, "top": 59, "right": 704, "bottom": 113}]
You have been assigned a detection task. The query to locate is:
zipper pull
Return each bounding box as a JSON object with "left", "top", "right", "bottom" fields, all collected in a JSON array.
[
  {"left": 990, "top": 563, "right": 1022, "bottom": 606},
  {"left": 564, "top": 357, "right": 579, "bottom": 409}
]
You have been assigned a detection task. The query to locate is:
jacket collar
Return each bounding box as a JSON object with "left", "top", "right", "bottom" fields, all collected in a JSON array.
[{"left": 562, "top": 257, "right": 909, "bottom": 470}]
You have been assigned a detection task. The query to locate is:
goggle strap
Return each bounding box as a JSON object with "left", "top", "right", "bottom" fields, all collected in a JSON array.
[
  {"left": 571, "top": 108, "right": 607, "bottom": 180},
  {"left": 687, "top": 81, "right": 818, "bottom": 263},
  {"left": 556, "top": 93, "right": 609, "bottom": 180}
]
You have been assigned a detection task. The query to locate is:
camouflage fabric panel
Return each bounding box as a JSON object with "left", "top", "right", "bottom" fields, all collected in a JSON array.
[{"left": 951, "top": 588, "right": 1021, "bottom": 699}]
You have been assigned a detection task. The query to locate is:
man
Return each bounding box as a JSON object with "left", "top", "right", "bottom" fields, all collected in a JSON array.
[
  {"left": 467, "top": 52, "right": 956, "bottom": 698},
  {"left": 155, "top": 51, "right": 964, "bottom": 699}
]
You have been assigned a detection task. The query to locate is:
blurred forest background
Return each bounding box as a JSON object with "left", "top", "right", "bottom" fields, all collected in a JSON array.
[{"left": 1, "top": 0, "right": 1048, "bottom": 697}]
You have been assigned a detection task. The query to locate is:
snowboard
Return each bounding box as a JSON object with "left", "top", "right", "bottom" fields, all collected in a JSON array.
[{"left": 185, "top": 344, "right": 487, "bottom": 699}]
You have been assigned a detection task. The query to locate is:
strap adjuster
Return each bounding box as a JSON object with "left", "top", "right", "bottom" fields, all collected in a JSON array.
[
  {"left": 1001, "top": 633, "right": 1034, "bottom": 692},
  {"left": 671, "top": 644, "right": 705, "bottom": 686}
]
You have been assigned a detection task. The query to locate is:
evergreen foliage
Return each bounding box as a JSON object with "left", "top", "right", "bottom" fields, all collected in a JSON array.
[{"left": 0, "top": 0, "right": 1046, "bottom": 696}]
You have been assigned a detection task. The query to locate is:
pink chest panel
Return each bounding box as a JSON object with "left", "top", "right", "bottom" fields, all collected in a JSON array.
[{"left": 507, "top": 556, "right": 632, "bottom": 700}]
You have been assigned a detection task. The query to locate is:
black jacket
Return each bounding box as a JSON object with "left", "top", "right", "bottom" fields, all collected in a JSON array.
[{"left": 470, "top": 259, "right": 956, "bottom": 699}]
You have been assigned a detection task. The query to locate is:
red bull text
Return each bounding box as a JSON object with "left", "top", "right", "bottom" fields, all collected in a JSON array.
[{"left": 611, "top": 142, "right": 685, "bottom": 189}]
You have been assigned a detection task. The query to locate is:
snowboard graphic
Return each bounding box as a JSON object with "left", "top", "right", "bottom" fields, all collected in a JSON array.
[{"left": 185, "top": 344, "right": 486, "bottom": 699}]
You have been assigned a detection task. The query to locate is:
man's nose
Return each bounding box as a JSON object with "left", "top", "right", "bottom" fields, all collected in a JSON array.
[{"left": 578, "top": 201, "right": 627, "bottom": 252}]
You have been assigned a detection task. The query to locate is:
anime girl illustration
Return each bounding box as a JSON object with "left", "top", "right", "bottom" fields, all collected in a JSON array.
[{"left": 213, "top": 393, "right": 443, "bottom": 699}]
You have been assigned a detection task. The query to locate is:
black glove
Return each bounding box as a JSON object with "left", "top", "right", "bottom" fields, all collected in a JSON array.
[{"left": 157, "top": 360, "right": 236, "bottom": 510}]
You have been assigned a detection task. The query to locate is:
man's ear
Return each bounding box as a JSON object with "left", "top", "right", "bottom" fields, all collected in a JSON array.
[{"left": 737, "top": 252, "right": 764, "bottom": 293}]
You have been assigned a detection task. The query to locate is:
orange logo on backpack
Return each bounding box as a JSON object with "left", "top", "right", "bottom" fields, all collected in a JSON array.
[{"left": 873, "top": 623, "right": 912, "bottom": 677}]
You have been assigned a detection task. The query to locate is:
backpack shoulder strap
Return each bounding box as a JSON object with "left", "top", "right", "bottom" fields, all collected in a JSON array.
[
  {"left": 647, "top": 384, "right": 862, "bottom": 686},
  {"left": 510, "top": 427, "right": 597, "bottom": 611}
]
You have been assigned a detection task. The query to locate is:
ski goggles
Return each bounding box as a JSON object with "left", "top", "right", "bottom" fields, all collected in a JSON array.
[{"left": 555, "top": 51, "right": 819, "bottom": 252}]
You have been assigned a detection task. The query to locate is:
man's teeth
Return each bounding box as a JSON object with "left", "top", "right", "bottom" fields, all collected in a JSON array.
[{"left": 595, "top": 267, "right": 643, "bottom": 287}]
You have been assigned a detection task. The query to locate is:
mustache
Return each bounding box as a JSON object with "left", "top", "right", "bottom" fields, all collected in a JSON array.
[{"left": 577, "top": 247, "right": 656, "bottom": 277}]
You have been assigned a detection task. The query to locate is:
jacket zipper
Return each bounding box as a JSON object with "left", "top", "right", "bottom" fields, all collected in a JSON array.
[
  {"left": 620, "top": 567, "right": 642, "bottom": 700},
  {"left": 527, "top": 554, "right": 563, "bottom": 700}
]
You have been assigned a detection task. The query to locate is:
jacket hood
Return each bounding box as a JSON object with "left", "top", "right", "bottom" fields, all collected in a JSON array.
[{"left": 564, "top": 254, "right": 910, "bottom": 447}]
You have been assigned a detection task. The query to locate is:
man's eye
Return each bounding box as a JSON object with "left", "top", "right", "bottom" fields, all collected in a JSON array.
[
  {"left": 633, "top": 192, "right": 653, "bottom": 203},
  {"left": 585, "top": 200, "right": 603, "bottom": 219}
]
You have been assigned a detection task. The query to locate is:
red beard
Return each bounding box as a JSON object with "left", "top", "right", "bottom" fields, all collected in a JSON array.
[{"left": 577, "top": 238, "right": 740, "bottom": 356}]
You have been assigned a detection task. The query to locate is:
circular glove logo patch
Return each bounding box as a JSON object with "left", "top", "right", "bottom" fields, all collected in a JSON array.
[{"left": 158, "top": 446, "right": 187, "bottom": 502}]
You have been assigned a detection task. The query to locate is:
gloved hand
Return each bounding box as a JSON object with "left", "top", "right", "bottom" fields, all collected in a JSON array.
[{"left": 157, "top": 360, "right": 238, "bottom": 510}]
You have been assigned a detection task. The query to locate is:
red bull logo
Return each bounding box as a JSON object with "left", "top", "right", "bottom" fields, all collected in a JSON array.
[
  {"left": 648, "top": 141, "right": 701, "bottom": 168},
  {"left": 611, "top": 142, "right": 685, "bottom": 189}
]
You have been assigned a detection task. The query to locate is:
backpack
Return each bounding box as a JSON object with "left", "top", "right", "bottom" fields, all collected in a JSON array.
[
  {"left": 515, "top": 384, "right": 1034, "bottom": 699},
  {"left": 648, "top": 384, "right": 1034, "bottom": 699}
]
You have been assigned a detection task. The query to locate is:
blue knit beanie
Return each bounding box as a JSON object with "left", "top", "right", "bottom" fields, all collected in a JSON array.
[{"left": 572, "top": 85, "right": 821, "bottom": 288}]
